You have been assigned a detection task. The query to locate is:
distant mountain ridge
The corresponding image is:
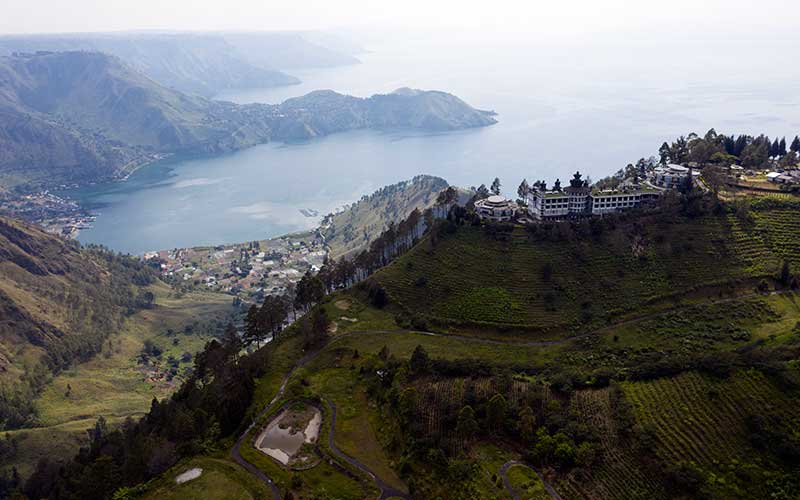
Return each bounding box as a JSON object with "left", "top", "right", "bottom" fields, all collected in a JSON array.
[
  {"left": 0, "top": 33, "right": 302, "bottom": 97},
  {"left": 0, "top": 51, "right": 496, "bottom": 190}
]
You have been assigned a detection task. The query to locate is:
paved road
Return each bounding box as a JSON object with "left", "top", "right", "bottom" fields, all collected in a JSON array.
[
  {"left": 230, "top": 347, "right": 322, "bottom": 500},
  {"left": 325, "top": 400, "right": 411, "bottom": 500},
  {"left": 499, "top": 461, "right": 563, "bottom": 500},
  {"left": 230, "top": 332, "right": 411, "bottom": 500}
]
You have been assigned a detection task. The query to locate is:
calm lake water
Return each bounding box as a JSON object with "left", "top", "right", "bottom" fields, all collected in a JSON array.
[{"left": 70, "top": 35, "right": 800, "bottom": 254}]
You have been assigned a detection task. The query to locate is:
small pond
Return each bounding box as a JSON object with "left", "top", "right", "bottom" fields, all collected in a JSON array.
[{"left": 256, "top": 403, "right": 322, "bottom": 467}]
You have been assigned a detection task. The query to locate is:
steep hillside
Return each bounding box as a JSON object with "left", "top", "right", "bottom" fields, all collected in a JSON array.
[
  {"left": 0, "top": 216, "right": 157, "bottom": 429},
  {"left": 0, "top": 51, "right": 237, "bottom": 149},
  {"left": 12, "top": 193, "right": 800, "bottom": 500},
  {"left": 374, "top": 198, "right": 795, "bottom": 336},
  {"left": 0, "top": 33, "right": 298, "bottom": 97},
  {"left": 0, "top": 107, "right": 142, "bottom": 188},
  {"left": 322, "top": 175, "right": 457, "bottom": 259}
]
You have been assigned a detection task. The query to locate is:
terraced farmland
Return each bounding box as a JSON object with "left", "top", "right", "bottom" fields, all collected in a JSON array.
[
  {"left": 622, "top": 370, "right": 798, "bottom": 466},
  {"left": 376, "top": 216, "right": 752, "bottom": 331},
  {"left": 557, "top": 388, "right": 664, "bottom": 500},
  {"left": 751, "top": 208, "right": 800, "bottom": 268}
]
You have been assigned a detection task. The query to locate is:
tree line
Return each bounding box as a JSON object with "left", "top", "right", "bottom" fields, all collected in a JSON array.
[{"left": 659, "top": 129, "right": 800, "bottom": 169}]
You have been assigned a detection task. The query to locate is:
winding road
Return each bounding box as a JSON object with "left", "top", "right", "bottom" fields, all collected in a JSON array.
[
  {"left": 230, "top": 287, "right": 790, "bottom": 499},
  {"left": 230, "top": 332, "right": 411, "bottom": 500},
  {"left": 499, "top": 461, "right": 563, "bottom": 500}
]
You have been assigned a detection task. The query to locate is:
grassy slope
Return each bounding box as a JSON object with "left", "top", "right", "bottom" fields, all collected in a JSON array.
[
  {"left": 623, "top": 370, "right": 800, "bottom": 498},
  {"left": 136, "top": 201, "right": 800, "bottom": 499},
  {"left": 140, "top": 456, "right": 273, "bottom": 500},
  {"left": 3, "top": 284, "right": 233, "bottom": 478},
  {"left": 506, "top": 464, "right": 550, "bottom": 500},
  {"left": 323, "top": 175, "right": 448, "bottom": 260},
  {"left": 374, "top": 210, "right": 796, "bottom": 337}
]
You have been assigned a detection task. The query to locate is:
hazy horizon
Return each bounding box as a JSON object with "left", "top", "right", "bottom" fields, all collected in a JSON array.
[{"left": 3, "top": 0, "right": 800, "bottom": 41}]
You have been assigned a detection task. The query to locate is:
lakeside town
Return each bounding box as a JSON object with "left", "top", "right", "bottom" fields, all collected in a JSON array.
[{"left": 144, "top": 230, "right": 329, "bottom": 304}]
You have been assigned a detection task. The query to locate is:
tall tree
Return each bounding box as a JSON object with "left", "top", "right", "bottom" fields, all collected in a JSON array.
[
  {"left": 791, "top": 136, "right": 800, "bottom": 153},
  {"left": 243, "top": 305, "right": 262, "bottom": 347},
  {"left": 519, "top": 406, "right": 536, "bottom": 443},
  {"left": 409, "top": 345, "right": 431, "bottom": 375},
  {"left": 517, "top": 179, "right": 530, "bottom": 200},
  {"left": 487, "top": 393, "right": 507, "bottom": 434},
  {"left": 456, "top": 405, "right": 478, "bottom": 440},
  {"left": 490, "top": 177, "right": 502, "bottom": 196},
  {"left": 659, "top": 142, "right": 671, "bottom": 165}
]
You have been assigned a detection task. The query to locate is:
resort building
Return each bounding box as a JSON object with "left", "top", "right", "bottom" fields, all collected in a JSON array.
[
  {"left": 475, "top": 195, "right": 519, "bottom": 222},
  {"left": 526, "top": 172, "right": 591, "bottom": 219},
  {"left": 590, "top": 189, "right": 661, "bottom": 215},
  {"left": 652, "top": 164, "right": 691, "bottom": 188},
  {"left": 525, "top": 172, "right": 661, "bottom": 220}
]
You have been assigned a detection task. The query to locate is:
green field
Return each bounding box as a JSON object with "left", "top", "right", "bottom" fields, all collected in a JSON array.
[
  {"left": 623, "top": 370, "right": 800, "bottom": 498},
  {"left": 505, "top": 465, "right": 549, "bottom": 500},
  {"left": 3, "top": 284, "right": 234, "bottom": 478},
  {"left": 140, "top": 457, "right": 272, "bottom": 500}
]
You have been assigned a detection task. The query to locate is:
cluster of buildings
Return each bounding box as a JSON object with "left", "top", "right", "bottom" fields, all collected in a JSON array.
[
  {"left": 475, "top": 171, "right": 665, "bottom": 222},
  {"left": 144, "top": 232, "right": 327, "bottom": 302},
  {"left": 766, "top": 169, "right": 800, "bottom": 185}
]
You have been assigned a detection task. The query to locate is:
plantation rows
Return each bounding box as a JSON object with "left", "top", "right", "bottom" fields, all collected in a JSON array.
[
  {"left": 725, "top": 214, "right": 775, "bottom": 275},
  {"left": 378, "top": 217, "right": 751, "bottom": 329},
  {"left": 622, "top": 370, "right": 797, "bottom": 467},
  {"left": 556, "top": 389, "right": 664, "bottom": 500},
  {"left": 751, "top": 209, "right": 800, "bottom": 268}
]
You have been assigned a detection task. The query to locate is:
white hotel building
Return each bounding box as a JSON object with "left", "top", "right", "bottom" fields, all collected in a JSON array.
[{"left": 525, "top": 172, "right": 661, "bottom": 220}]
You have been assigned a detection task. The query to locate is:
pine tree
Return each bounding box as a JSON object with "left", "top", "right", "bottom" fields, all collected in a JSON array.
[
  {"left": 487, "top": 393, "right": 507, "bottom": 434},
  {"left": 490, "top": 177, "right": 502, "bottom": 195},
  {"left": 409, "top": 345, "right": 430, "bottom": 375},
  {"left": 517, "top": 179, "right": 530, "bottom": 200},
  {"left": 519, "top": 406, "right": 536, "bottom": 443},
  {"left": 659, "top": 142, "right": 671, "bottom": 164},
  {"left": 779, "top": 137, "right": 787, "bottom": 156},
  {"left": 791, "top": 136, "right": 800, "bottom": 153}
]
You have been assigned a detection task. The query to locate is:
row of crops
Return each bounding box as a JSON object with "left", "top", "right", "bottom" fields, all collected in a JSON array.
[
  {"left": 621, "top": 370, "right": 796, "bottom": 467},
  {"left": 751, "top": 208, "right": 800, "bottom": 269},
  {"left": 377, "top": 215, "right": 755, "bottom": 330},
  {"left": 556, "top": 388, "right": 665, "bottom": 500}
]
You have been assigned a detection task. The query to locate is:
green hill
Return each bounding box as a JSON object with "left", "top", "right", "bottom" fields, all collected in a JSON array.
[
  {"left": 322, "top": 175, "right": 451, "bottom": 260},
  {"left": 10, "top": 194, "right": 800, "bottom": 500},
  {"left": 374, "top": 199, "right": 795, "bottom": 337},
  {"left": 0, "top": 216, "right": 159, "bottom": 428}
]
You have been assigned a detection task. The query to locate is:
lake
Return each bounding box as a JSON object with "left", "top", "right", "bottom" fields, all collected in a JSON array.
[{"left": 70, "top": 34, "right": 800, "bottom": 254}]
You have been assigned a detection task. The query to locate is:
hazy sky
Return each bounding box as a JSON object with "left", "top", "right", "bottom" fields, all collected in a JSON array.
[{"left": 3, "top": 0, "right": 800, "bottom": 37}]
